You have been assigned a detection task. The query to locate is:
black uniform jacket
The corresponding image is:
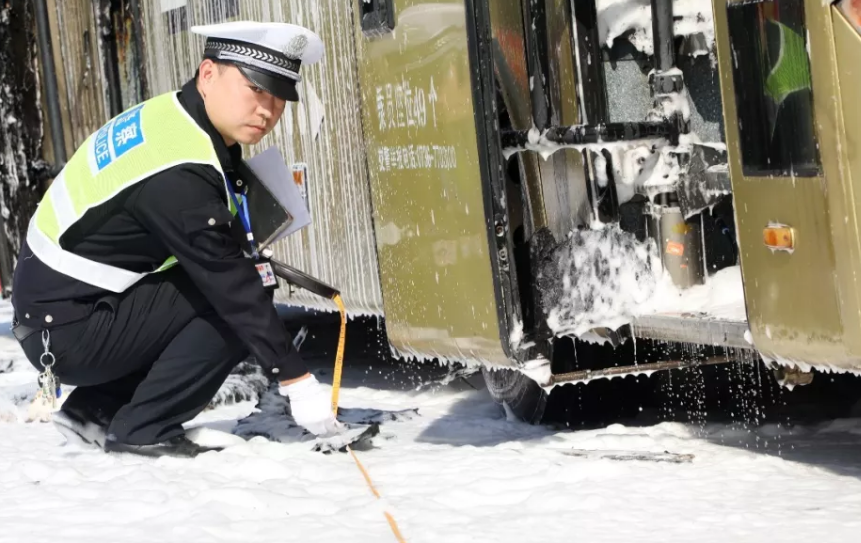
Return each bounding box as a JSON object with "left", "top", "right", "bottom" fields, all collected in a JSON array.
[{"left": 11, "top": 78, "right": 308, "bottom": 380}]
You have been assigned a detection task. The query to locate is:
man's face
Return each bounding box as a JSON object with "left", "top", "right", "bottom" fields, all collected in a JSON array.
[{"left": 197, "top": 60, "right": 287, "bottom": 146}]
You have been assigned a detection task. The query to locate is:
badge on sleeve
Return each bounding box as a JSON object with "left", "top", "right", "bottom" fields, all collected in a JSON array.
[{"left": 256, "top": 261, "right": 278, "bottom": 289}]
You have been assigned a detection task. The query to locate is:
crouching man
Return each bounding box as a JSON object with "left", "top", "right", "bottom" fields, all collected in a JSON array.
[{"left": 10, "top": 21, "right": 340, "bottom": 457}]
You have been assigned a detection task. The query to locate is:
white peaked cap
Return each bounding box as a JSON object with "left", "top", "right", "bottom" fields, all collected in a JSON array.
[{"left": 191, "top": 21, "right": 325, "bottom": 101}]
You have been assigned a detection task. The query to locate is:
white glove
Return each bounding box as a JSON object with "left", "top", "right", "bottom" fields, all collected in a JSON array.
[{"left": 278, "top": 375, "right": 344, "bottom": 436}]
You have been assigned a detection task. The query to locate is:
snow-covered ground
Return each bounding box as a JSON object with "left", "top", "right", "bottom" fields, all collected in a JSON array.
[{"left": 3, "top": 301, "right": 861, "bottom": 543}]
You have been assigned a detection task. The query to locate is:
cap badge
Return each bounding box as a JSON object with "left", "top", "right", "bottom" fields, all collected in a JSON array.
[{"left": 283, "top": 34, "right": 309, "bottom": 60}]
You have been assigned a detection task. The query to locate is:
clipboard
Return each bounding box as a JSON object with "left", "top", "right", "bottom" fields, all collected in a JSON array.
[{"left": 237, "top": 146, "right": 311, "bottom": 250}]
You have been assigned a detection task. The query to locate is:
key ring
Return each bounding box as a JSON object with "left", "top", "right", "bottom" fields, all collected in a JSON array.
[
  {"left": 39, "top": 352, "right": 56, "bottom": 370},
  {"left": 39, "top": 330, "right": 55, "bottom": 370}
]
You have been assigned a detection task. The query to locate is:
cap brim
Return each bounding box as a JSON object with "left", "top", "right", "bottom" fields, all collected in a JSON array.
[{"left": 237, "top": 65, "right": 299, "bottom": 102}]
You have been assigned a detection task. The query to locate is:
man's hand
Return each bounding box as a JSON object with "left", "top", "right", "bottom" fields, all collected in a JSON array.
[{"left": 278, "top": 373, "right": 344, "bottom": 436}]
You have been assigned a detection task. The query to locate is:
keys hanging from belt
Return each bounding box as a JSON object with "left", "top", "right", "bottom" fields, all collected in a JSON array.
[
  {"left": 26, "top": 329, "right": 62, "bottom": 422},
  {"left": 37, "top": 330, "right": 61, "bottom": 408}
]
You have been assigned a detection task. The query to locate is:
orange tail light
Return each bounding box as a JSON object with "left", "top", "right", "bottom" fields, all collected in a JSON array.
[{"left": 763, "top": 226, "right": 795, "bottom": 251}]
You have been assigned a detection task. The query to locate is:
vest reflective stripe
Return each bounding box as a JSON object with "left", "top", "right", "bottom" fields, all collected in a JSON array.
[
  {"left": 49, "top": 171, "right": 79, "bottom": 234},
  {"left": 27, "top": 91, "right": 237, "bottom": 293},
  {"left": 27, "top": 221, "right": 158, "bottom": 293}
]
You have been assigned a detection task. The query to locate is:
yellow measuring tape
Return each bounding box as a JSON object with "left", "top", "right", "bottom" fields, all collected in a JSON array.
[
  {"left": 330, "top": 294, "right": 347, "bottom": 413},
  {"left": 331, "top": 295, "right": 406, "bottom": 543}
]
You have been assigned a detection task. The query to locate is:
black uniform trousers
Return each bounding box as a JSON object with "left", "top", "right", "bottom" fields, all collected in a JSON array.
[{"left": 18, "top": 267, "right": 248, "bottom": 445}]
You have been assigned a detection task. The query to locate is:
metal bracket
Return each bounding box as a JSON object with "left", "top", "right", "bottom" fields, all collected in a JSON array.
[
  {"left": 651, "top": 70, "right": 685, "bottom": 95},
  {"left": 500, "top": 121, "right": 679, "bottom": 156}
]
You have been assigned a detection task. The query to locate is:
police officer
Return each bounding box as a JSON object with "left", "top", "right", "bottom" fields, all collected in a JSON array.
[{"left": 10, "top": 21, "right": 342, "bottom": 457}]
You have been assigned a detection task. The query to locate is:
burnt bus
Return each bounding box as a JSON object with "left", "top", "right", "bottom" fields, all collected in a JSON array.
[{"left": 28, "top": 0, "right": 861, "bottom": 422}]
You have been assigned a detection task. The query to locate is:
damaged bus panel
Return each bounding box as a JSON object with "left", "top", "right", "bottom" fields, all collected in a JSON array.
[{"left": 21, "top": 0, "right": 861, "bottom": 423}]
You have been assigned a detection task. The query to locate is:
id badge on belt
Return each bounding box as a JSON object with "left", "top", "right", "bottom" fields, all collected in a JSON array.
[{"left": 255, "top": 259, "right": 279, "bottom": 292}]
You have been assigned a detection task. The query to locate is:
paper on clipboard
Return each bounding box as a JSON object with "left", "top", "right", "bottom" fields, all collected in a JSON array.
[{"left": 245, "top": 146, "right": 311, "bottom": 246}]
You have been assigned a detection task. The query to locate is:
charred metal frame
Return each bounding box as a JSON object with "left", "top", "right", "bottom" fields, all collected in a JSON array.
[
  {"left": 34, "top": 0, "right": 67, "bottom": 166},
  {"left": 492, "top": 0, "right": 743, "bottom": 374},
  {"left": 650, "top": 0, "right": 686, "bottom": 122},
  {"left": 570, "top": 0, "right": 618, "bottom": 224},
  {"left": 523, "top": 0, "right": 551, "bottom": 130},
  {"left": 651, "top": 0, "right": 676, "bottom": 79},
  {"left": 95, "top": 0, "right": 123, "bottom": 118},
  {"left": 129, "top": 0, "right": 148, "bottom": 98},
  {"left": 487, "top": 0, "right": 693, "bottom": 366},
  {"left": 571, "top": 0, "right": 608, "bottom": 125},
  {"left": 466, "top": 0, "right": 532, "bottom": 363},
  {"left": 500, "top": 120, "right": 680, "bottom": 151},
  {"left": 501, "top": 0, "right": 683, "bottom": 155}
]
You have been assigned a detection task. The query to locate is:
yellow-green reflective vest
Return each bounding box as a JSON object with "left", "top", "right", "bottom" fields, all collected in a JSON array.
[{"left": 27, "top": 91, "right": 238, "bottom": 293}]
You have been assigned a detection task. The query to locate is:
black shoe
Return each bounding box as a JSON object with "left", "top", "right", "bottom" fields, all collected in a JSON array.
[
  {"left": 53, "top": 406, "right": 110, "bottom": 449},
  {"left": 103, "top": 434, "right": 224, "bottom": 458}
]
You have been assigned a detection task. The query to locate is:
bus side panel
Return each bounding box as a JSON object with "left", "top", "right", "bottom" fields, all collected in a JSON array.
[{"left": 352, "top": 0, "right": 512, "bottom": 365}]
